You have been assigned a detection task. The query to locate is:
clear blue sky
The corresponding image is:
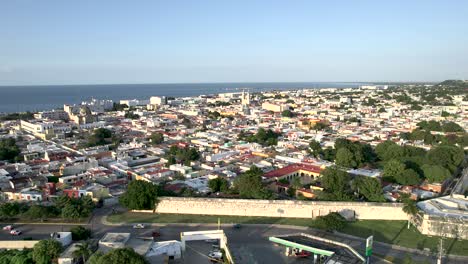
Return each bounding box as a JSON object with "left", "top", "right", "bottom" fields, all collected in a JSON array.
[{"left": 1, "top": 0, "right": 467, "bottom": 85}]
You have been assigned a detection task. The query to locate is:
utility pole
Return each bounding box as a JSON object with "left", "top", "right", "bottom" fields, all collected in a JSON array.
[{"left": 437, "top": 238, "right": 443, "bottom": 264}]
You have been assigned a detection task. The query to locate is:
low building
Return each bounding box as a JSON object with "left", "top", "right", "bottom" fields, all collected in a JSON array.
[
  {"left": 263, "top": 163, "right": 323, "bottom": 184},
  {"left": 99, "top": 233, "right": 131, "bottom": 252}
]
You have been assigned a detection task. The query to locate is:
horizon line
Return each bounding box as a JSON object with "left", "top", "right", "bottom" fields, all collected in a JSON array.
[{"left": 0, "top": 80, "right": 441, "bottom": 87}]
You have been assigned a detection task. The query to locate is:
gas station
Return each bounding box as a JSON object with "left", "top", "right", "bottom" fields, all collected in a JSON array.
[{"left": 269, "top": 233, "right": 366, "bottom": 263}]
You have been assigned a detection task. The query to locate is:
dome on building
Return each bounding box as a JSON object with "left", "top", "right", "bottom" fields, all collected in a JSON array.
[{"left": 79, "top": 106, "right": 92, "bottom": 116}]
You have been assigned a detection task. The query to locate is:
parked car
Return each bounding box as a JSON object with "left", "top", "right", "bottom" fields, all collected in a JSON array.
[
  {"left": 132, "top": 224, "right": 145, "bottom": 229},
  {"left": 10, "top": 230, "right": 22, "bottom": 236},
  {"left": 3, "top": 225, "right": 13, "bottom": 231},
  {"left": 291, "top": 249, "right": 311, "bottom": 258},
  {"left": 208, "top": 251, "right": 222, "bottom": 260}
]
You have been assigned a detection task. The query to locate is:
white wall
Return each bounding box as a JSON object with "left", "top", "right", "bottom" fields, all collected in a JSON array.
[{"left": 153, "top": 197, "right": 408, "bottom": 220}]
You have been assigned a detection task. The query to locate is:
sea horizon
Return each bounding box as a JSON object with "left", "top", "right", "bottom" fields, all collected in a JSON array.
[{"left": 0, "top": 81, "right": 431, "bottom": 113}]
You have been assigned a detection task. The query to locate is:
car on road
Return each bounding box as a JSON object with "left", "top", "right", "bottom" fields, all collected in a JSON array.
[
  {"left": 233, "top": 223, "right": 241, "bottom": 229},
  {"left": 2, "top": 225, "right": 13, "bottom": 231},
  {"left": 10, "top": 230, "right": 22, "bottom": 236},
  {"left": 133, "top": 224, "right": 145, "bottom": 229}
]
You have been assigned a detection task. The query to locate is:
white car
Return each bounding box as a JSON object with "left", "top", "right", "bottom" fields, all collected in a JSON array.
[
  {"left": 133, "top": 224, "right": 145, "bottom": 229},
  {"left": 10, "top": 229, "right": 22, "bottom": 236},
  {"left": 2, "top": 225, "right": 13, "bottom": 231},
  {"left": 208, "top": 251, "right": 222, "bottom": 260}
]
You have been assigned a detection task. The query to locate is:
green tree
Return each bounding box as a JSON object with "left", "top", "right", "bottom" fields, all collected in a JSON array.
[
  {"left": 422, "top": 164, "right": 451, "bottom": 183},
  {"left": 309, "top": 140, "right": 322, "bottom": 158},
  {"left": 208, "top": 178, "right": 229, "bottom": 193},
  {"left": 291, "top": 177, "right": 302, "bottom": 189},
  {"left": 352, "top": 176, "right": 385, "bottom": 202},
  {"left": 313, "top": 122, "right": 330, "bottom": 131},
  {"left": 335, "top": 148, "right": 356, "bottom": 168},
  {"left": 286, "top": 187, "right": 296, "bottom": 197},
  {"left": 427, "top": 145, "right": 464, "bottom": 172},
  {"left": 375, "top": 140, "right": 403, "bottom": 161},
  {"left": 32, "top": 239, "right": 62, "bottom": 264},
  {"left": 0, "top": 249, "right": 34, "bottom": 264},
  {"left": 395, "top": 169, "right": 421, "bottom": 186},
  {"left": 322, "top": 147, "right": 336, "bottom": 161},
  {"left": 0, "top": 202, "right": 21, "bottom": 219},
  {"left": 0, "top": 138, "right": 21, "bottom": 162},
  {"left": 124, "top": 112, "right": 140, "bottom": 119},
  {"left": 313, "top": 212, "right": 347, "bottom": 232},
  {"left": 59, "top": 196, "right": 95, "bottom": 220},
  {"left": 234, "top": 166, "right": 272, "bottom": 199},
  {"left": 281, "top": 110, "right": 294, "bottom": 117},
  {"left": 320, "top": 166, "right": 350, "bottom": 200},
  {"left": 87, "top": 128, "right": 113, "bottom": 147},
  {"left": 71, "top": 226, "right": 92, "bottom": 241},
  {"left": 149, "top": 132, "right": 164, "bottom": 145},
  {"left": 72, "top": 242, "right": 92, "bottom": 264},
  {"left": 89, "top": 248, "right": 148, "bottom": 264},
  {"left": 23, "top": 205, "right": 50, "bottom": 221},
  {"left": 119, "top": 180, "right": 159, "bottom": 210},
  {"left": 442, "top": 121, "right": 464, "bottom": 132},
  {"left": 402, "top": 194, "right": 418, "bottom": 229},
  {"left": 383, "top": 159, "right": 406, "bottom": 182}
]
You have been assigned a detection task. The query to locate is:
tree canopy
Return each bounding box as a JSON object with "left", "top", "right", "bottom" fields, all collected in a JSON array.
[
  {"left": 422, "top": 164, "right": 451, "bottom": 183},
  {"left": 238, "top": 128, "right": 281, "bottom": 146},
  {"left": 149, "top": 132, "right": 164, "bottom": 145},
  {"left": 320, "top": 166, "right": 351, "bottom": 200},
  {"left": 313, "top": 212, "right": 347, "bottom": 232},
  {"left": 335, "top": 148, "right": 357, "bottom": 168},
  {"left": 234, "top": 166, "right": 272, "bottom": 199},
  {"left": 32, "top": 239, "right": 63, "bottom": 264},
  {"left": 308, "top": 140, "right": 322, "bottom": 158},
  {"left": 88, "top": 248, "right": 148, "bottom": 264},
  {"left": 87, "top": 128, "right": 113, "bottom": 147},
  {"left": 0, "top": 249, "right": 33, "bottom": 264},
  {"left": 427, "top": 145, "right": 464, "bottom": 173},
  {"left": 166, "top": 146, "right": 200, "bottom": 166},
  {"left": 333, "top": 138, "right": 375, "bottom": 168},
  {"left": 0, "top": 138, "right": 21, "bottom": 162},
  {"left": 281, "top": 110, "right": 295, "bottom": 118},
  {"left": 352, "top": 176, "right": 385, "bottom": 202},
  {"left": 208, "top": 178, "right": 229, "bottom": 193},
  {"left": 119, "top": 180, "right": 159, "bottom": 210},
  {"left": 383, "top": 159, "right": 405, "bottom": 183}
]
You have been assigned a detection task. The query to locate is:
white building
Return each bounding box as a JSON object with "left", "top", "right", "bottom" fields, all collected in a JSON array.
[
  {"left": 35, "top": 110, "right": 69, "bottom": 120},
  {"left": 150, "top": 96, "right": 167, "bottom": 105}
]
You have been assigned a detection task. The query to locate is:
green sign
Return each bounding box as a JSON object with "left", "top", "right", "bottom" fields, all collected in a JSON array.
[{"left": 365, "top": 236, "right": 373, "bottom": 257}]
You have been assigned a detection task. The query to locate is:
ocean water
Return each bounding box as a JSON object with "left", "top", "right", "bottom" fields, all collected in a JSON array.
[{"left": 0, "top": 82, "right": 364, "bottom": 113}]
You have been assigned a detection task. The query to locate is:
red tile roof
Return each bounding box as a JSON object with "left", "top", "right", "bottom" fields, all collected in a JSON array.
[{"left": 264, "top": 163, "right": 322, "bottom": 178}]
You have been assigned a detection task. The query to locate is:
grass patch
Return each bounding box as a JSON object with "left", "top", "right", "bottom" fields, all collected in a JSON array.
[
  {"left": 108, "top": 212, "right": 468, "bottom": 256},
  {"left": 343, "top": 220, "right": 468, "bottom": 256},
  {"left": 107, "top": 212, "right": 312, "bottom": 226}
]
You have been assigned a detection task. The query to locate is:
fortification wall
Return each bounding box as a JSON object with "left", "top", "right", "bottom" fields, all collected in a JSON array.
[{"left": 153, "top": 197, "right": 408, "bottom": 220}]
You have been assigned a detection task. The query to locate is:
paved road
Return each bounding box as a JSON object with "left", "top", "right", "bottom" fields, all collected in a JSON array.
[{"left": 1, "top": 208, "right": 466, "bottom": 264}]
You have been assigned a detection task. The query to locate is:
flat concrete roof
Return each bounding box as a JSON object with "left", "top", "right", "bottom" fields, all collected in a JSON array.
[
  {"left": 271, "top": 235, "right": 363, "bottom": 264},
  {"left": 99, "top": 233, "right": 131, "bottom": 244}
]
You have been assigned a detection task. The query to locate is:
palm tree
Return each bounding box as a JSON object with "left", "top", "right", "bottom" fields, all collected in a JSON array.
[
  {"left": 72, "top": 242, "right": 92, "bottom": 264},
  {"left": 402, "top": 197, "right": 418, "bottom": 229}
]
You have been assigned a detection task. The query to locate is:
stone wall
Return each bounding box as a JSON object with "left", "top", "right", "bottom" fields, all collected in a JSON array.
[
  {"left": 154, "top": 197, "right": 408, "bottom": 220},
  {"left": 0, "top": 240, "right": 39, "bottom": 249}
]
